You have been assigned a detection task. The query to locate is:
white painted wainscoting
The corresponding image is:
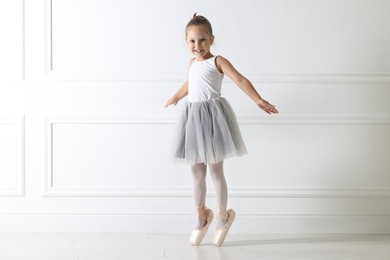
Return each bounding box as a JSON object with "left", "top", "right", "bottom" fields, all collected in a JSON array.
[{"left": 0, "top": 0, "right": 389, "bottom": 233}]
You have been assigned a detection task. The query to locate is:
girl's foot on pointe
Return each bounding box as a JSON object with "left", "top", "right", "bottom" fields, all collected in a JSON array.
[
  {"left": 189, "top": 206, "right": 214, "bottom": 246},
  {"left": 214, "top": 208, "right": 235, "bottom": 247},
  {"left": 215, "top": 206, "right": 228, "bottom": 228}
]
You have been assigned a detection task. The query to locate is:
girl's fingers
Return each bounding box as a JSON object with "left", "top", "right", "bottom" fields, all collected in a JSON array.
[
  {"left": 265, "top": 105, "right": 278, "bottom": 114},
  {"left": 164, "top": 99, "right": 178, "bottom": 108}
]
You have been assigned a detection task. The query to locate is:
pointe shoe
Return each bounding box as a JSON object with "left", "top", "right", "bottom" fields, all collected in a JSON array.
[
  {"left": 214, "top": 208, "right": 235, "bottom": 247},
  {"left": 189, "top": 207, "right": 214, "bottom": 246}
]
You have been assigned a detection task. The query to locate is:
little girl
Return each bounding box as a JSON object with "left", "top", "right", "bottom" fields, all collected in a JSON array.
[{"left": 164, "top": 14, "right": 278, "bottom": 246}]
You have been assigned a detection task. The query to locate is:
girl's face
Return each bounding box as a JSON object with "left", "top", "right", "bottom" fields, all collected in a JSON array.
[{"left": 186, "top": 25, "right": 214, "bottom": 61}]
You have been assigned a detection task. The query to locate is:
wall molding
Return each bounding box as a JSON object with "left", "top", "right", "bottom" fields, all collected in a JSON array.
[
  {"left": 0, "top": 210, "right": 390, "bottom": 233},
  {"left": 245, "top": 74, "right": 390, "bottom": 84},
  {"left": 43, "top": 186, "right": 390, "bottom": 199},
  {"left": 238, "top": 114, "right": 390, "bottom": 125},
  {"left": 44, "top": 116, "right": 172, "bottom": 197},
  {"left": 0, "top": 0, "right": 25, "bottom": 81},
  {"left": 44, "top": 0, "right": 53, "bottom": 75},
  {"left": 43, "top": 69, "right": 390, "bottom": 85},
  {"left": 45, "top": 116, "right": 390, "bottom": 197},
  {"left": 1, "top": 209, "right": 390, "bottom": 217},
  {"left": 45, "top": 114, "right": 390, "bottom": 126},
  {"left": 1, "top": 211, "right": 389, "bottom": 234},
  {"left": 0, "top": 116, "right": 25, "bottom": 197},
  {"left": 43, "top": 3, "right": 390, "bottom": 83}
]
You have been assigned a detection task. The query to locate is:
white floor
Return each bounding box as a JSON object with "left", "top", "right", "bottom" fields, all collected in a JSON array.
[{"left": 0, "top": 233, "right": 389, "bottom": 260}]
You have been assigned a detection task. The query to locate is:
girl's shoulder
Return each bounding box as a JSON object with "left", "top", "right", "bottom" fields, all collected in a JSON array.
[
  {"left": 215, "top": 55, "right": 230, "bottom": 64},
  {"left": 215, "top": 55, "right": 231, "bottom": 74}
]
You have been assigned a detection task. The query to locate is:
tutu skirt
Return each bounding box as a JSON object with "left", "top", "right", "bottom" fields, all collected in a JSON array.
[{"left": 172, "top": 97, "right": 247, "bottom": 165}]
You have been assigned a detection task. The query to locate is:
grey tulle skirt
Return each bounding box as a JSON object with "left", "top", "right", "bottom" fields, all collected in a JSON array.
[{"left": 172, "top": 97, "right": 247, "bottom": 165}]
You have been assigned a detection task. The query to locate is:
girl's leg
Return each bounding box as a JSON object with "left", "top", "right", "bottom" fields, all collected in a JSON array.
[
  {"left": 190, "top": 163, "right": 214, "bottom": 246},
  {"left": 209, "top": 161, "right": 228, "bottom": 228},
  {"left": 191, "top": 163, "right": 207, "bottom": 228}
]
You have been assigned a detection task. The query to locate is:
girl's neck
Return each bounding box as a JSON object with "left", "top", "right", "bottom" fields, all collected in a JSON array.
[{"left": 195, "top": 53, "right": 214, "bottom": 61}]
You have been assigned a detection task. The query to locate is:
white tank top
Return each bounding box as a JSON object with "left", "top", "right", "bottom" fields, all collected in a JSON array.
[{"left": 188, "top": 56, "right": 224, "bottom": 102}]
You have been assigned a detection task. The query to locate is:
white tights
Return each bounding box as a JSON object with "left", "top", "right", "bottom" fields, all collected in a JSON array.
[{"left": 191, "top": 161, "right": 228, "bottom": 228}]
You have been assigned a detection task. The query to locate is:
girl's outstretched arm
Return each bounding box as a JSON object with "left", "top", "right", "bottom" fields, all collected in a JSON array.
[
  {"left": 164, "top": 81, "right": 188, "bottom": 108},
  {"left": 216, "top": 56, "right": 278, "bottom": 114}
]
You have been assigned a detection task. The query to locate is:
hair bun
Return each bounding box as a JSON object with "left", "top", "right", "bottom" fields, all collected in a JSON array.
[{"left": 185, "top": 13, "right": 213, "bottom": 36}]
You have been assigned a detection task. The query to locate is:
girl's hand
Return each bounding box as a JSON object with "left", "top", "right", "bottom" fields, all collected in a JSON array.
[
  {"left": 256, "top": 99, "right": 279, "bottom": 114},
  {"left": 164, "top": 98, "right": 178, "bottom": 108}
]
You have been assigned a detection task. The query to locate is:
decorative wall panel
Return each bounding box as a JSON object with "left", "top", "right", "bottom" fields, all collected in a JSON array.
[
  {"left": 0, "top": 0, "right": 24, "bottom": 81},
  {"left": 0, "top": 117, "right": 24, "bottom": 196}
]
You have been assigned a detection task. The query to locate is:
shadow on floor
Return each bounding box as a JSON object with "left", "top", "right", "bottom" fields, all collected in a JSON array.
[{"left": 223, "top": 234, "right": 390, "bottom": 247}]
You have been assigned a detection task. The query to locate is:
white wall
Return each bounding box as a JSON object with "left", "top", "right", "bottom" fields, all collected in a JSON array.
[{"left": 0, "top": 0, "right": 389, "bottom": 233}]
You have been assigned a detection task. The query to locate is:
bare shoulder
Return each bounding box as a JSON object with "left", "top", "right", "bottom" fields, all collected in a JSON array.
[
  {"left": 215, "top": 55, "right": 231, "bottom": 67},
  {"left": 215, "top": 55, "right": 238, "bottom": 75}
]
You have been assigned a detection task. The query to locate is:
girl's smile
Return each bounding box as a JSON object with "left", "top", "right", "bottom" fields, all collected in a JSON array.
[{"left": 186, "top": 25, "right": 214, "bottom": 61}]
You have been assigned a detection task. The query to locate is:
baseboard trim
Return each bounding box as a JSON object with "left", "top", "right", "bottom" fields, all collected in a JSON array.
[
  {"left": 0, "top": 213, "right": 389, "bottom": 233},
  {"left": 42, "top": 187, "right": 390, "bottom": 198}
]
